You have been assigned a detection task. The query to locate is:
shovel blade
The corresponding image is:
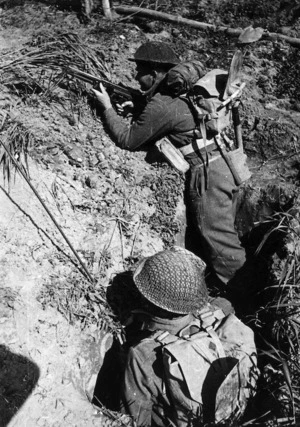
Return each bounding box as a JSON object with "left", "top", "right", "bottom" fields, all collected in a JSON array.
[{"left": 224, "top": 50, "right": 243, "bottom": 98}]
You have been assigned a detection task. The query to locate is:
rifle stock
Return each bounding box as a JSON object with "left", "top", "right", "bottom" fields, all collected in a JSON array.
[{"left": 65, "top": 66, "right": 141, "bottom": 104}]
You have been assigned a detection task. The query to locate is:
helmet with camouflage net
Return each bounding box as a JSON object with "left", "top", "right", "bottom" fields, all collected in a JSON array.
[
  {"left": 129, "top": 41, "right": 180, "bottom": 66},
  {"left": 133, "top": 246, "right": 208, "bottom": 314}
]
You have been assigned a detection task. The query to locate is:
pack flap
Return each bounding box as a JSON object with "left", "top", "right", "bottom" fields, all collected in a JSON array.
[
  {"left": 160, "top": 314, "right": 258, "bottom": 424},
  {"left": 163, "top": 335, "right": 220, "bottom": 404},
  {"left": 214, "top": 314, "right": 259, "bottom": 422},
  {"left": 215, "top": 355, "right": 259, "bottom": 423},
  {"left": 194, "top": 69, "right": 228, "bottom": 98}
]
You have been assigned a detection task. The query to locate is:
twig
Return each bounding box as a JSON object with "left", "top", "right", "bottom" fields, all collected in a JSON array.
[
  {"left": 0, "top": 184, "right": 80, "bottom": 271},
  {"left": 0, "top": 115, "right": 93, "bottom": 283},
  {"left": 118, "top": 219, "right": 125, "bottom": 269},
  {"left": 130, "top": 217, "right": 140, "bottom": 259}
]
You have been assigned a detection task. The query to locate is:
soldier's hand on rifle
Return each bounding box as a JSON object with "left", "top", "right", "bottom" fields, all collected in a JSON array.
[
  {"left": 91, "top": 83, "right": 112, "bottom": 111},
  {"left": 116, "top": 100, "right": 134, "bottom": 117}
]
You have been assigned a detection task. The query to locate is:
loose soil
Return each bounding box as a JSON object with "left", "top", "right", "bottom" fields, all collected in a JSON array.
[{"left": 1, "top": 1, "right": 300, "bottom": 426}]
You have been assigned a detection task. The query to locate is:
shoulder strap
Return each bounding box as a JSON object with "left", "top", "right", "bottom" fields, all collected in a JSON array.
[
  {"left": 206, "top": 329, "right": 226, "bottom": 359},
  {"left": 155, "top": 330, "right": 177, "bottom": 346},
  {"left": 155, "top": 317, "right": 202, "bottom": 345},
  {"left": 199, "top": 308, "right": 227, "bottom": 360},
  {"left": 198, "top": 308, "right": 225, "bottom": 329}
]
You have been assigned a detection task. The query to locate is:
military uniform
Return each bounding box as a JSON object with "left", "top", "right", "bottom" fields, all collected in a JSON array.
[
  {"left": 119, "top": 248, "right": 244, "bottom": 427},
  {"left": 103, "top": 86, "right": 246, "bottom": 284}
]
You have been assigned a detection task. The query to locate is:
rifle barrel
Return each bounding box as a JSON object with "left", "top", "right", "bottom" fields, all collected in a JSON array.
[{"left": 65, "top": 66, "right": 140, "bottom": 98}]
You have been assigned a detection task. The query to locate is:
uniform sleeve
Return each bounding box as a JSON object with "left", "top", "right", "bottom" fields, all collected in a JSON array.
[
  {"left": 120, "top": 347, "right": 155, "bottom": 427},
  {"left": 103, "top": 97, "right": 174, "bottom": 151}
]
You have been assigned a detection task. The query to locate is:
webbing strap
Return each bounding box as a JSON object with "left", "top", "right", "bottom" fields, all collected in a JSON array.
[
  {"left": 199, "top": 308, "right": 225, "bottom": 328},
  {"left": 206, "top": 328, "right": 226, "bottom": 359},
  {"left": 155, "top": 330, "right": 177, "bottom": 346},
  {"left": 157, "top": 309, "right": 227, "bottom": 352},
  {"left": 179, "top": 138, "right": 216, "bottom": 156},
  {"left": 199, "top": 309, "right": 228, "bottom": 370},
  {"left": 199, "top": 119, "right": 209, "bottom": 191}
]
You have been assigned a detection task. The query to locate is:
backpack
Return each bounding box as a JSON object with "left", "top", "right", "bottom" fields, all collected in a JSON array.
[
  {"left": 155, "top": 308, "right": 259, "bottom": 426},
  {"left": 159, "top": 60, "right": 252, "bottom": 185},
  {"left": 190, "top": 69, "right": 233, "bottom": 138},
  {"left": 166, "top": 62, "right": 234, "bottom": 140}
]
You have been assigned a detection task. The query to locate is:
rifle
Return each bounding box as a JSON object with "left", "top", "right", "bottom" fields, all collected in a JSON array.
[{"left": 65, "top": 66, "right": 142, "bottom": 105}]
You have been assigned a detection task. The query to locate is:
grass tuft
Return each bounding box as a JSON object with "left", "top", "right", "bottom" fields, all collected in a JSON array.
[
  {"left": 0, "top": 113, "right": 35, "bottom": 189},
  {"left": 252, "top": 208, "right": 300, "bottom": 422},
  {"left": 0, "top": 32, "right": 110, "bottom": 101},
  {"left": 38, "top": 267, "right": 121, "bottom": 335}
]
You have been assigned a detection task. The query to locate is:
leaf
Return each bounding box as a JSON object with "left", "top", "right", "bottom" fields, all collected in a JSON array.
[
  {"left": 238, "top": 26, "right": 264, "bottom": 44},
  {"left": 281, "top": 359, "right": 295, "bottom": 418}
]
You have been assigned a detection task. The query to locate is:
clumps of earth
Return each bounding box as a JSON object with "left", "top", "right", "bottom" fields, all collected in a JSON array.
[{"left": 1, "top": 1, "right": 300, "bottom": 426}]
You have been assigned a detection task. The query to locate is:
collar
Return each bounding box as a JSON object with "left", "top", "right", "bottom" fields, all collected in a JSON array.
[{"left": 129, "top": 310, "right": 195, "bottom": 335}]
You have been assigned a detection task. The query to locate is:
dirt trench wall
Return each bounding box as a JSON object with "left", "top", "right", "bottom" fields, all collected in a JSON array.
[{"left": 0, "top": 159, "right": 165, "bottom": 426}]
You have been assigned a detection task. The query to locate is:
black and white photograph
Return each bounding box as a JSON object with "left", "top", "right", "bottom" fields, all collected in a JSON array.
[{"left": 1, "top": 0, "right": 300, "bottom": 426}]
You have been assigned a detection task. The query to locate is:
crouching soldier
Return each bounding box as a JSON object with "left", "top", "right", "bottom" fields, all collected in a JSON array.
[{"left": 120, "top": 246, "right": 258, "bottom": 427}]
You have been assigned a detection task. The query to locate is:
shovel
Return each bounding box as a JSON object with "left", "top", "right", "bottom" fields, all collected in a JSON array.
[{"left": 224, "top": 50, "right": 244, "bottom": 150}]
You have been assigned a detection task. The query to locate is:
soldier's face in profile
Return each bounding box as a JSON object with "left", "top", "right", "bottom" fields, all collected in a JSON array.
[{"left": 135, "top": 62, "right": 155, "bottom": 91}]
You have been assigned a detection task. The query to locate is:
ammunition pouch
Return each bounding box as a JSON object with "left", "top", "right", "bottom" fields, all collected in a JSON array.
[
  {"left": 155, "top": 138, "right": 251, "bottom": 187},
  {"left": 155, "top": 138, "right": 190, "bottom": 174},
  {"left": 223, "top": 147, "right": 252, "bottom": 186}
]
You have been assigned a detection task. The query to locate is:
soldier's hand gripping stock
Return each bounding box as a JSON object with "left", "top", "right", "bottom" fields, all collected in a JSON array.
[{"left": 65, "top": 66, "right": 141, "bottom": 116}]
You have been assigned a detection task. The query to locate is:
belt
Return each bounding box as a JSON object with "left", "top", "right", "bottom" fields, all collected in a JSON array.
[{"left": 179, "top": 138, "right": 217, "bottom": 157}]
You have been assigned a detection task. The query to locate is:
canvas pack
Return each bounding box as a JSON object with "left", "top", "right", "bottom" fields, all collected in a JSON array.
[
  {"left": 155, "top": 310, "right": 259, "bottom": 426},
  {"left": 166, "top": 61, "right": 233, "bottom": 137}
]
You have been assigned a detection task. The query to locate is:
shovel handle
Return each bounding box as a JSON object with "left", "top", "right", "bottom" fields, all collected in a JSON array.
[{"left": 232, "top": 104, "right": 243, "bottom": 150}]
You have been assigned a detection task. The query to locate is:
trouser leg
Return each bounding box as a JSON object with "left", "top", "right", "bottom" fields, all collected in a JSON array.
[{"left": 187, "top": 157, "right": 246, "bottom": 284}]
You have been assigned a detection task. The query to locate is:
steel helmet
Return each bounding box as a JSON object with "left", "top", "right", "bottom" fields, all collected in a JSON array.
[
  {"left": 129, "top": 41, "right": 180, "bottom": 66},
  {"left": 133, "top": 246, "right": 208, "bottom": 314}
]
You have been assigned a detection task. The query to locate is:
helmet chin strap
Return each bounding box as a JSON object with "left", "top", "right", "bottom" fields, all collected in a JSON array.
[{"left": 142, "top": 72, "right": 167, "bottom": 101}]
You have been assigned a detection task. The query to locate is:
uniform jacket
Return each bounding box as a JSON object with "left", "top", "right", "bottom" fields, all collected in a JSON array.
[{"left": 103, "top": 91, "right": 196, "bottom": 151}]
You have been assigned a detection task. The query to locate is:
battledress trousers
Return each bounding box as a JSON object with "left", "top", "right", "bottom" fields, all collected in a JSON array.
[{"left": 186, "top": 151, "right": 246, "bottom": 284}]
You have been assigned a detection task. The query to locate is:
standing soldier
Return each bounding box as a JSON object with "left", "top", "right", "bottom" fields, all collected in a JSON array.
[{"left": 92, "top": 41, "right": 249, "bottom": 292}]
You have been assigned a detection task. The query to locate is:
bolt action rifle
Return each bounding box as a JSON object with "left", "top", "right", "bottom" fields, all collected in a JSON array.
[{"left": 65, "top": 66, "right": 143, "bottom": 107}]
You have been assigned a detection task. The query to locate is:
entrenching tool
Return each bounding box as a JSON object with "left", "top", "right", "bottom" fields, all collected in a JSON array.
[
  {"left": 224, "top": 50, "right": 244, "bottom": 98},
  {"left": 223, "top": 50, "right": 244, "bottom": 150},
  {"left": 215, "top": 50, "right": 251, "bottom": 185}
]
